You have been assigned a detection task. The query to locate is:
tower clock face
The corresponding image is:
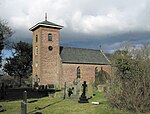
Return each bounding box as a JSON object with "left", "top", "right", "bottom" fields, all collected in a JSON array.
[{"left": 48, "top": 46, "right": 53, "bottom": 51}]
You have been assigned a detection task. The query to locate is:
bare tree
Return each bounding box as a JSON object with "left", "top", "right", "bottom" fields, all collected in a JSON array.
[{"left": 108, "top": 44, "right": 150, "bottom": 113}]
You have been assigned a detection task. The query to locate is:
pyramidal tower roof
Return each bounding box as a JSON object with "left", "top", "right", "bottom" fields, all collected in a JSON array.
[{"left": 29, "top": 13, "right": 63, "bottom": 31}]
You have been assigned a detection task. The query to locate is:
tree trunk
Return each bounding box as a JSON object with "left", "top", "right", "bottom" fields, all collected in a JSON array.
[{"left": 19, "top": 76, "right": 22, "bottom": 87}]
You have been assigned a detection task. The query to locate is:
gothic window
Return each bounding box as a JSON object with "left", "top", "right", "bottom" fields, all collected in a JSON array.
[
  {"left": 35, "top": 57, "right": 38, "bottom": 67},
  {"left": 36, "top": 35, "right": 38, "bottom": 42},
  {"left": 95, "top": 67, "right": 99, "bottom": 77},
  {"left": 48, "top": 33, "right": 52, "bottom": 41},
  {"left": 35, "top": 46, "right": 38, "bottom": 55},
  {"left": 95, "top": 67, "right": 100, "bottom": 85},
  {"left": 77, "top": 66, "right": 80, "bottom": 78}
]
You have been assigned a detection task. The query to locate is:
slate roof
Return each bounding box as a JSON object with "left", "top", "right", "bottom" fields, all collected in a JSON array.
[
  {"left": 60, "top": 47, "right": 111, "bottom": 65},
  {"left": 29, "top": 20, "right": 63, "bottom": 31}
]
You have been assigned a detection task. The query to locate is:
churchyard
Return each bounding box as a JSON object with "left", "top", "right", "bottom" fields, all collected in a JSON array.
[{"left": 0, "top": 85, "right": 133, "bottom": 114}]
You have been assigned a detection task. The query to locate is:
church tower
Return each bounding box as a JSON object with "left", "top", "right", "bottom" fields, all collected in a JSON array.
[{"left": 29, "top": 15, "right": 63, "bottom": 86}]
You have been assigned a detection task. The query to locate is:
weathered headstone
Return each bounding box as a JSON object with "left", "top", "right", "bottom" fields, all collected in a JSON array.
[
  {"left": 63, "top": 82, "right": 66, "bottom": 99},
  {"left": 87, "top": 83, "right": 93, "bottom": 98},
  {"left": 78, "top": 81, "right": 89, "bottom": 103},
  {"left": 21, "top": 91, "right": 27, "bottom": 114},
  {"left": 97, "top": 85, "right": 106, "bottom": 92},
  {"left": 0, "top": 83, "right": 5, "bottom": 99},
  {"left": 73, "top": 85, "right": 77, "bottom": 96},
  {"left": 73, "top": 78, "right": 80, "bottom": 96},
  {"left": 76, "top": 78, "right": 81, "bottom": 96}
]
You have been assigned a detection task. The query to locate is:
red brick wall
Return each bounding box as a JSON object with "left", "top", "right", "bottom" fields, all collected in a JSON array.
[
  {"left": 32, "top": 28, "right": 41, "bottom": 85},
  {"left": 40, "top": 27, "right": 61, "bottom": 86},
  {"left": 32, "top": 27, "right": 61, "bottom": 86},
  {"left": 61, "top": 63, "right": 112, "bottom": 86},
  {"left": 32, "top": 25, "right": 112, "bottom": 88}
]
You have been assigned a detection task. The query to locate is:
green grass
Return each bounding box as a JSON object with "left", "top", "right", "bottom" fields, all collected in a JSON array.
[{"left": 0, "top": 92, "right": 133, "bottom": 114}]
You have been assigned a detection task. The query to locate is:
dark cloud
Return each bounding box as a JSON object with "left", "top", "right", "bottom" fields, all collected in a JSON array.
[
  {"left": 61, "top": 31, "right": 150, "bottom": 52},
  {"left": 0, "top": 0, "right": 150, "bottom": 53}
]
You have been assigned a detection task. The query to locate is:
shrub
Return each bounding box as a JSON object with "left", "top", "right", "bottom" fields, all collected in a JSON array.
[{"left": 108, "top": 45, "right": 150, "bottom": 113}]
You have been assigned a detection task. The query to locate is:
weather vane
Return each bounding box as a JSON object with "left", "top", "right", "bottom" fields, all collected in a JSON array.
[
  {"left": 45, "top": 13, "right": 47, "bottom": 21},
  {"left": 99, "top": 45, "right": 102, "bottom": 50},
  {"left": 99, "top": 44, "right": 103, "bottom": 52}
]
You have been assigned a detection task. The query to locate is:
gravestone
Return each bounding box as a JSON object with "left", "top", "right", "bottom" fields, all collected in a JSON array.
[
  {"left": 0, "top": 83, "right": 6, "bottom": 99},
  {"left": 21, "top": 91, "right": 27, "bottom": 114},
  {"left": 78, "top": 81, "right": 89, "bottom": 103},
  {"left": 63, "top": 82, "right": 66, "bottom": 99},
  {"left": 87, "top": 83, "right": 93, "bottom": 98},
  {"left": 73, "top": 78, "right": 81, "bottom": 97},
  {"left": 97, "top": 85, "right": 106, "bottom": 92},
  {"left": 76, "top": 78, "right": 81, "bottom": 96},
  {"left": 73, "top": 85, "right": 77, "bottom": 96}
]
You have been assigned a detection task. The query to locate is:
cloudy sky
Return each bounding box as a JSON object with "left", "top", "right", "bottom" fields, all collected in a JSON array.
[{"left": 0, "top": 0, "right": 150, "bottom": 53}]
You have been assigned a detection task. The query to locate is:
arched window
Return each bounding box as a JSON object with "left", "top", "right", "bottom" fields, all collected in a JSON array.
[
  {"left": 35, "top": 57, "right": 38, "bottom": 67},
  {"left": 36, "top": 35, "right": 38, "bottom": 42},
  {"left": 48, "top": 33, "right": 52, "bottom": 41},
  {"left": 35, "top": 46, "right": 38, "bottom": 55},
  {"left": 77, "top": 66, "right": 80, "bottom": 78},
  {"left": 95, "top": 67, "right": 99, "bottom": 77}
]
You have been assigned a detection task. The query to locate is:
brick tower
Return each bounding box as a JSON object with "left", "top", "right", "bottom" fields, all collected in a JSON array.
[{"left": 29, "top": 15, "right": 63, "bottom": 87}]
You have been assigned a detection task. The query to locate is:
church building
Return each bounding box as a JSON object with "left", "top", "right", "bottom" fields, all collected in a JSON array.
[{"left": 29, "top": 17, "right": 111, "bottom": 88}]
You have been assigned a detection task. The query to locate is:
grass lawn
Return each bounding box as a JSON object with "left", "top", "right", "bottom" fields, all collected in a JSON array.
[{"left": 0, "top": 91, "right": 133, "bottom": 114}]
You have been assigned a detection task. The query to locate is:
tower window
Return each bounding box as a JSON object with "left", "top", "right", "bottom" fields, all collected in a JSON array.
[
  {"left": 35, "top": 63, "right": 38, "bottom": 67},
  {"left": 95, "top": 67, "right": 99, "bottom": 77},
  {"left": 77, "top": 66, "right": 80, "bottom": 78},
  {"left": 36, "top": 35, "right": 38, "bottom": 42},
  {"left": 35, "top": 46, "right": 38, "bottom": 55},
  {"left": 35, "top": 57, "right": 38, "bottom": 67},
  {"left": 48, "top": 33, "right": 52, "bottom": 41}
]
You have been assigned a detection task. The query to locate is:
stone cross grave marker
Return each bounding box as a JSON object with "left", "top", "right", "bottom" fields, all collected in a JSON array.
[
  {"left": 21, "top": 91, "right": 27, "bottom": 114},
  {"left": 82, "top": 81, "right": 87, "bottom": 97},
  {"left": 78, "top": 81, "right": 89, "bottom": 103}
]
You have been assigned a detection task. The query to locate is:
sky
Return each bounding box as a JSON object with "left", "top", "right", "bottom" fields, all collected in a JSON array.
[{"left": 0, "top": 0, "right": 150, "bottom": 53}]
